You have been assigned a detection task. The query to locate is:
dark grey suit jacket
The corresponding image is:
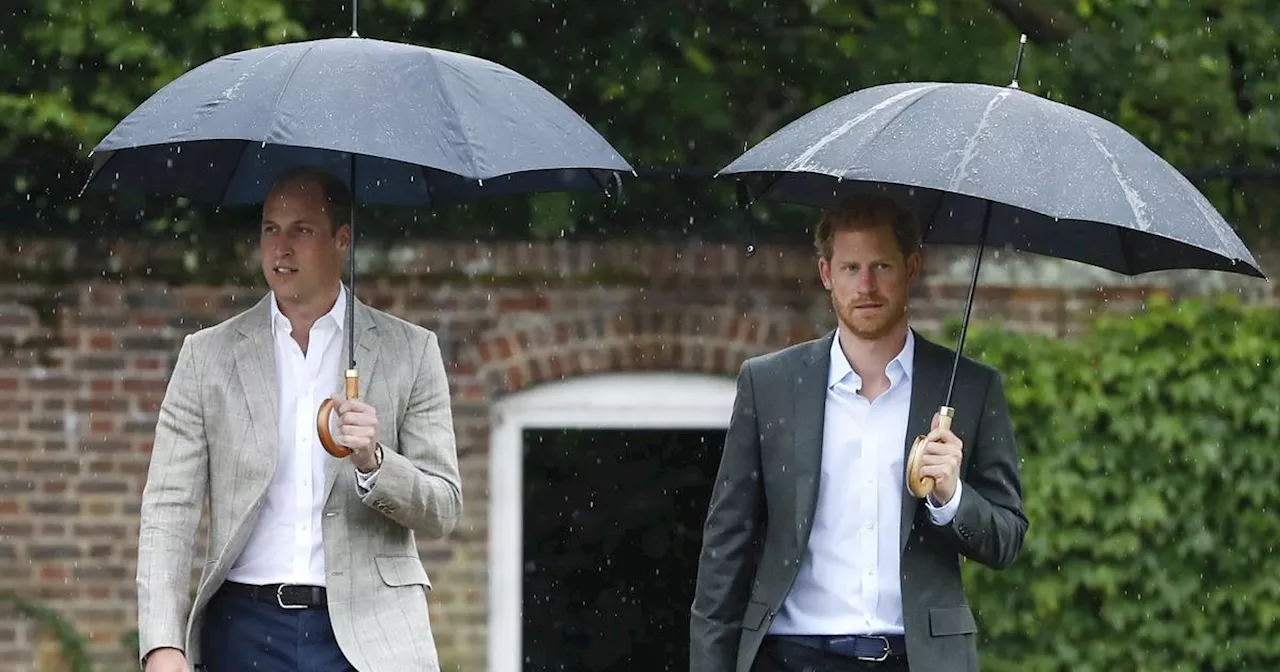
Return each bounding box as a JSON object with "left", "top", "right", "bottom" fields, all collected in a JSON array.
[{"left": 690, "top": 328, "right": 1027, "bottom": 672}]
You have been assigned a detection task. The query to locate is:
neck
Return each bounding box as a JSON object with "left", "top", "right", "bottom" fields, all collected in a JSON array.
[
  {"left": 276, "top": 283, "right": 341, "bottom": 332},
  {"left": 838, "top": 322, "right": 908, "bottom": 383}
]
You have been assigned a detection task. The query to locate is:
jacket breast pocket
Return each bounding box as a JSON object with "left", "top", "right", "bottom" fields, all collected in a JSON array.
[
  {"left": 929, "top": 606, "right": 977, "bottom": 636},
  {"left": 741, "top": 601, "right": 771, "bottom": 631},
  {"left": 375, "top": 555, "right": 433, "bottom": 591}
]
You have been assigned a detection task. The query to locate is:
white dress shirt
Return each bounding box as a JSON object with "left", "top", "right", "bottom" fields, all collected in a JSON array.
[
  {"left": 769, "top": 329, "right": 961, "bottom": 636},
  {"left": 227, "top": 285, "right": 379, "bottom": 587}
]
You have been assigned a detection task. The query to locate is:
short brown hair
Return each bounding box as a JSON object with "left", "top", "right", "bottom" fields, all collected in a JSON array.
[
  {"left": 813, "top": 193, "right": 922, "bottom": 260},
  {"left": 270, "top": 166, "right": 353, "bottom": 234}
]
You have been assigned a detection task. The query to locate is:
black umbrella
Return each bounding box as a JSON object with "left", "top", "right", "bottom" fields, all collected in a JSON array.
[
  {"left": 717, "top": 36, "right": 1266, "bottom": 498},
  {"left": 83, "top": 22, "right": 633, "bottom": 458}
]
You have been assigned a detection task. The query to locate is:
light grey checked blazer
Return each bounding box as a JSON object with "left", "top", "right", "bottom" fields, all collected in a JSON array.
[{"left": 135, "top": 294, "right": 462, "bottom": 671}]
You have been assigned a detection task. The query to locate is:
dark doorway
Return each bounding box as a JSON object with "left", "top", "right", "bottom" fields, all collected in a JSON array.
[{"left": 522, "top": 428, "right": 726, "bottom": 672}]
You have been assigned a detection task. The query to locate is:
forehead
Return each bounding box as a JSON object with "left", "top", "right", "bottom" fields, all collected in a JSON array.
[
  {"left": 829, "top": 223, "right": 901, "bottom": 259},
  {"left": 262, "top": 183, "right": 330, "bottom": 223}
]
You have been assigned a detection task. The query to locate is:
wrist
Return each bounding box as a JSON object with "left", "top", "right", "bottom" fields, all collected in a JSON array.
[{"left": 355, "top": 444, "right": 383, "bottom": 473}]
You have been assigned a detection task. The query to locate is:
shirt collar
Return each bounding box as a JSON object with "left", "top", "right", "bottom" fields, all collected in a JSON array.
[
  {"left": 269, "top": 283, "right": 348, "bottom": 335},
  {"left": 828, "top": 327, "right": 915, "bottom": 390}
]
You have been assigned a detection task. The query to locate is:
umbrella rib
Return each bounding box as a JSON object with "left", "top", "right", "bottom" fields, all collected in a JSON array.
[
  {"left": 263, "top": 45, "right": 316, "bottom": 145},
  {"left": 217, "top": 141, "right": 253, "bottom": 205},
  {"left": 427, "top": 58, "right": 483, "bottom": 180}
]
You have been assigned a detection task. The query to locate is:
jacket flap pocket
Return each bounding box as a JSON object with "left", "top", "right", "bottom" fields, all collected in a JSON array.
[
  {"left": 375, "top": 555, "right": 432, "bottom": 589},
  {"left": 741, "top": 601, "right": 769, "bottom": 631},
  {"left": 929, "top": 606, "right": 976, "bottom": 636}
]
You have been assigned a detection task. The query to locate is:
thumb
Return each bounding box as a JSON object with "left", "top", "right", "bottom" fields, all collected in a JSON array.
[{"left": 930, "top": 412, "right": 940, "bottom": 431}]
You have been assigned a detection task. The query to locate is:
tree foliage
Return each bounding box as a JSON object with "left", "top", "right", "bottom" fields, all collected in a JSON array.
[
  {"left": 2, "top": 0, "right": 1277, "bottom": 246},
  {"left": 955, "top": 296, "right": 1280, "bottom": 671}
]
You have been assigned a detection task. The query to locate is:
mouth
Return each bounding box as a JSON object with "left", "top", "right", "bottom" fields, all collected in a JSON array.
[
  {"left": 272, "top": 265, "right": 298, "bottom": 276},
  {"left": 853, "top": 302, "right": 884, "bottom": 311}
]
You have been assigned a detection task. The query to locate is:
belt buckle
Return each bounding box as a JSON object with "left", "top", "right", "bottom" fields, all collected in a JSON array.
[
  {"left": 276, "top": 584, "right": 306, "bottom": 610},
  {"left": 856, "top": 635, "right": 890, "bottom": 662}
]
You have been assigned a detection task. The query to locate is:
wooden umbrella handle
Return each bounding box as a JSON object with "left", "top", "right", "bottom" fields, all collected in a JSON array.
[
  {"left": 317, "top": 368, "right": 359, "bottom": 458},
  {"left": 906, "top": 405, "right": 954, "bottom": 499}
]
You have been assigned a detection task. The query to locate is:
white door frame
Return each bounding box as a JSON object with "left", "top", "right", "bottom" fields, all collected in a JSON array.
[{"left": 486, "top": 371, "right": 738, "bottom": 672}]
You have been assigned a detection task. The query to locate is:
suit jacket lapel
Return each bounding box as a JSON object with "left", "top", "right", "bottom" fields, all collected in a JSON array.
[
  {"left": 233, "top": 297, "right": 279, "bottom": 482},
  {"left": 900, "top": 329, "right": 948, "bottom": 554},
  {"left": 324, "top": 299, "right": 380, "bottom": 504},
  {"left": 793, "top": 330, "right": 835, "bottom": 543}
]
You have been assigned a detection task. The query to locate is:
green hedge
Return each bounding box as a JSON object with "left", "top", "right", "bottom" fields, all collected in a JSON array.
[{"left": 953, "top": 295, "right": 1280, "bottom": 671}]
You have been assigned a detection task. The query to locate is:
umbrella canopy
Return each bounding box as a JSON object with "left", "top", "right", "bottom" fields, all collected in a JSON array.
[
  {"left": 83, "top": 36, "right": 633, "bottom": 206},
  {"left": 719, "top": 80, "right": 1263, "bottom": 279},
  {"left": 82, "top": 35, "right": 633, "bottom": 458},
  {"left": 717, "top": 59, "right": 1266, "bottom": 498}
]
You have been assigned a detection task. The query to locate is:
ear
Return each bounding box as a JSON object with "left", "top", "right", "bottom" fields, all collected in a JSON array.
[
  {"left": 335, "top": 222, "right": 352, "bottom": 250},
  {"left": 905, "top": 249, "right": 923, "bottom": 283},
  {"left": 818, "top": 257, "right": 833, "bottom": 290}
]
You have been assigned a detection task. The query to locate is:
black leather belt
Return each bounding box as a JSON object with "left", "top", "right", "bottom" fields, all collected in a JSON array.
[
  {"left": 220, "top": 582, "right": 328, "bottom": 609},
  {"left": 772, "top": 634, "right": 907, "bottom": 662}
]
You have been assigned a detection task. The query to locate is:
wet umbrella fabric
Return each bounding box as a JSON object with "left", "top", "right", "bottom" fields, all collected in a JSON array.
[
  {"left": 83, "top": 36, "right": 633, "bottom": 206},
  {"left": 719, "top": 81, "right": 1263, "bottom": 279}
]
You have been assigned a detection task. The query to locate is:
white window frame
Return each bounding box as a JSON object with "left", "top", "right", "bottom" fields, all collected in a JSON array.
[{"left": 486, "top": 372, "right": 738, "bottom": 672}]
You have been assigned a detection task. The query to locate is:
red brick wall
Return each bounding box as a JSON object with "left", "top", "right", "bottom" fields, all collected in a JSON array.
[{"left": 0, "top": 238, "right": 1273, "bottom": 671}]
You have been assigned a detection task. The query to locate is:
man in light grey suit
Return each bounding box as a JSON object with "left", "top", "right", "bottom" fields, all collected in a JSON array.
[
  {"left": 690, "top": 194, "right": 1027, "bottom": 671},
  {"left": 136, "top": 167, "right": 462, "bottom": 672}
]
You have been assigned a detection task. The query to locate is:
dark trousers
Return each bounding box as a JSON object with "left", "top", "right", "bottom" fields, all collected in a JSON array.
[
  {"left": 751, "top": 637, "right": 910, "bottom": 672},
  {"left": 198, "top": 587, "right": 355, "bottom": 672}
]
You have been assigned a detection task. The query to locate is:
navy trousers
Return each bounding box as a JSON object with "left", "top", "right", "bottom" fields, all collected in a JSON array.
[{"left": 199, "top": 587, "right": 355, "bottom": 672}]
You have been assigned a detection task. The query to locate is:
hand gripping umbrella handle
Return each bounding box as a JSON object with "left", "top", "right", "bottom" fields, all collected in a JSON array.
[
  {"left": 906, "top": 405, "right": 954, "bottom": 499},
  {"left": 317, "top": 368, "right": 359, "bottom": 458}
]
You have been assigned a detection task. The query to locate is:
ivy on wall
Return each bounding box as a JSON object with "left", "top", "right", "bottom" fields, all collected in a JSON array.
[{"left": 956, "top": 295, "right": 1280, "bottom": 671}]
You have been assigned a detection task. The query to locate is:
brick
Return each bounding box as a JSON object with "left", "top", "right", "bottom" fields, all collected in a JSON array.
[
  {"left": 75, "top": 356, "right": 126, "bottom": 371},
  {"left": 23, "top": 458, "right": 79, "bottom": 475},
  {"left": 0, "top": 479, "right": 35, "bottom": 493},
  {"left": 79, "top": 480, "right": 130, "bottom": 495},
  {"left": 87, "top": 332, "right": 115, "bottom": 350},
  {"left": 0, "top": 521, "right": 32, "bottom": 536},
  {"left": 124, "top": 291, "right": 179, "bottom": 310},
  {"left": 26, "top": 417, "right": 66, "bottom": 433},
  {"left": 28, "top": 377, "right": 79, "bottom": 392},
  {"left": 29, "top": 500, "right": 79, "bottom": 516},
  {"left": 28, "top": 544, "right": 81, "bottom": 560},
  {"left": 122, "top": 378, "right": 168, "bottom": 393},
  {"left": 121, "top": 335, "right": 173, "bottom": 352}
]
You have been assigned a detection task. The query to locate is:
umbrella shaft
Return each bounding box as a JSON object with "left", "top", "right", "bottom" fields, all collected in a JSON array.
[
  {"left": 944, "top": 200, "right": 992, "bottom": 408},
  {"left": 348, "top": 152, "right": 357, "bottom": 369}
]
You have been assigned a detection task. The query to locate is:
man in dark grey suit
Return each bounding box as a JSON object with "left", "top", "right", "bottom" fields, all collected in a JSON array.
[{"left": 690, "top": 194, "right": 1027, "bottom": 671}]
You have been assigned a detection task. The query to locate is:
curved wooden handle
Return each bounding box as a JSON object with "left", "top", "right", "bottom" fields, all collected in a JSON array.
[
  {"left": 906, "top": 405, "right": 954, "bottom": 499},
  {"left": 318, "top": 369, "right": 359, "bottom": 458}
]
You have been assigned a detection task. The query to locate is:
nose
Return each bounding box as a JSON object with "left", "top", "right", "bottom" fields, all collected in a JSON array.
[{"left": 855, "top": 267, "right": 876, "bottom": 293}]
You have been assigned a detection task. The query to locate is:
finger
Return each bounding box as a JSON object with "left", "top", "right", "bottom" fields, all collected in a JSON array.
[
  {"left": 339, "top": 425, "right": 376, "bottom": 440},
  {"left": 919, "top": 465, "right": 952, "bottom": 481},
  {"left": 931, "top": 412, "right": 940, "bottom": 431},
  {"left": 338, "top": 412, "right": 377, "bottom": 427},
  {"left": 338, "top": 399, "right": 365, "bottom": 414},
  {"left": 920, "top": 440, "right": 960, "bottom": 457}
]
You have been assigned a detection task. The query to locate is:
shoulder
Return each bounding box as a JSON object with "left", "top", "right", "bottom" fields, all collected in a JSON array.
[
  {"left": 180, "top": 298, "right": 267, "bottom": 354},
  {"left": 739, "top": 332, "right": 831, "bottom": 380},
  {"left": 912, "top": 330, "right": 1003, "bottom": 387},
  {"left": 362, "top": 304, "right": 436, "bottom": 345},
  {"left": 360, "top": 304, "right": 440, "bottom": 372}
]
